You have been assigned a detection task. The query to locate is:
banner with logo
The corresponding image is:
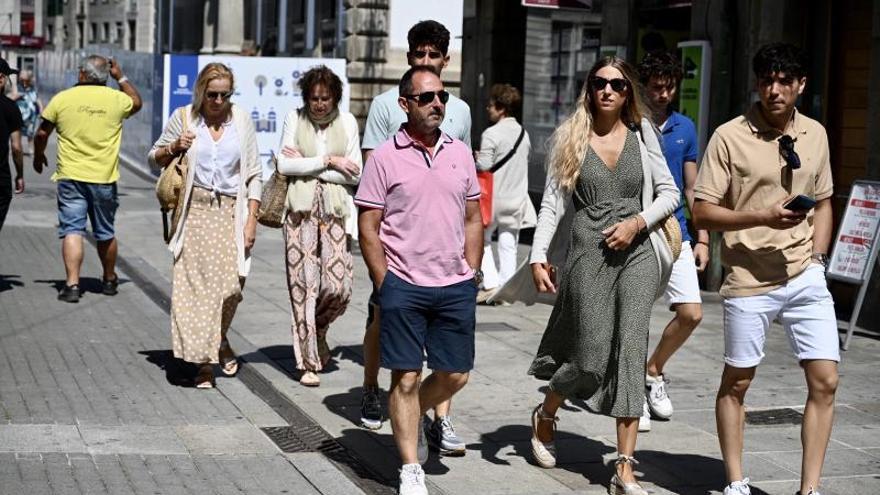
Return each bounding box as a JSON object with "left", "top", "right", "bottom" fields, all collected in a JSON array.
[{"left": 162, "top": 55, "right": 349, "bottom": 177}]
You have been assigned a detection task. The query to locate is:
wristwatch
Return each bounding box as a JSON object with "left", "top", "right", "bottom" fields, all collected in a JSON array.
[
  {"left": 811, "top": 253, "right": 829, "bottom": 267},
  {"left": 473, "top": 269, "right": 484, "bottom": 286}
]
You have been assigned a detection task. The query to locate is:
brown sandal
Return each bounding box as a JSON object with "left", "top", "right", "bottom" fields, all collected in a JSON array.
[
  {"left": 195, "top": 364, "right": 215, "bottom": 389},
  {"left": 219, "top": 341, "right": 239, "bottom": 376}
]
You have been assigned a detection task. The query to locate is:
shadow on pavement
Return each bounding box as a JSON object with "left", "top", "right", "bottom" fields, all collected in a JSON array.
[
  {"left": 34, "top": 276, "right": 128, "bottom": 295},
  {"left": 239, "top": 343, "right": 355, "bottom": 382},
  {"left": 0, "top": 274, "right": 24, "bottom": 292},
  {"left": 138, "top": 349, "right": 198, "bottom": 387}
]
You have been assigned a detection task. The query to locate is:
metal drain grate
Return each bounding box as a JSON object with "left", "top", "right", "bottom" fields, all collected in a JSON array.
[
  {"left": 261, "top": 426, "right": 313, "bottom": 453},
  {"left": 745, "top": 407, "right": 803, "bottom": 425}
]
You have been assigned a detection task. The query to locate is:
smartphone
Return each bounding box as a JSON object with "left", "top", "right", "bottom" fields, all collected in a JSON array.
[{"left": 783, "top": 194, "right": 817, "bottom": 211}]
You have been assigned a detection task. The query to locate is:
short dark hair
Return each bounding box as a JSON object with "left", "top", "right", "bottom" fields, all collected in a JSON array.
[
  {"left": 489, "top": 83, "right": 521, "bottom": 116},
  {"left": 298, "top": 65, "right": 343, "bottom": 104},
  {"left": 752, "top": 43, "right": 807, "bottom": 80},
  {"left": 638, "top": 51, "right": 683, "bottom": 86},
  {"left": 399, "top": 65, "right": 440, "bottom": 97},
  {"left": 407, "top": 20, "right": 450, "bottom": 55}
]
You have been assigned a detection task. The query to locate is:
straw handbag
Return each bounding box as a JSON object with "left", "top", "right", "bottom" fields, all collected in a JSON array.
[
  {"left": 156, "top": 108, "right": 189, "bottom": 243},
  {"left": 257, "top": 153, "right": 288, "bottom": 228},
  {"left": 659, "top": 214, "right": 682, "bottom": 261}
]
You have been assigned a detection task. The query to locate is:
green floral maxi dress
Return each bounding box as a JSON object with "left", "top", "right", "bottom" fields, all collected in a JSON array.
[{"left": 529, "top": 130, "right": 659, "bottom": 418}]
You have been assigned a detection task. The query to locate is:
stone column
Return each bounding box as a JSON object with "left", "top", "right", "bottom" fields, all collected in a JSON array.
[
  {"left": 201, "top": 0, "right": 216, "bottom": 54},
  {"left": 214, "top": 0, "right": 244, "bottom": 54}
]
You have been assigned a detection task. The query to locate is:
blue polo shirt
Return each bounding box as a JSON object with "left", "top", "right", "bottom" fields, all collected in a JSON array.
[{"left": 660, "top": 111, "right": 699, "bottom": 242}]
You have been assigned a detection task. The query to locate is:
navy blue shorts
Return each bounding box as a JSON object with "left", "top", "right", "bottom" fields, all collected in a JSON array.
[
  {"left": 56, "top": 180, "right": 119, "bottom": 241},
  {"left": 379, "top": 271, "right": 477, "bottom": 373}
]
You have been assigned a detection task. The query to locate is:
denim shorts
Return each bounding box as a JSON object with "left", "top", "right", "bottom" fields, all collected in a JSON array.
[
  {"left": 56, "top": 180, "right": 119, "bottom": 241},
  {"left": 379, "top": 270, "right": 477, "bottom": 373}
]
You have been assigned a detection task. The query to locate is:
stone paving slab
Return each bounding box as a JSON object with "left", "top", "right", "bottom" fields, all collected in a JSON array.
[
  {"left": 0, "top": 207, "right": 363, "bottom": 495},
  {"left": 5, "top": 143, "right": 880, "bottom": 494}
]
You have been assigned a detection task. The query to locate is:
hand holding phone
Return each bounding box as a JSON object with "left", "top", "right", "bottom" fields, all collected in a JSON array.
[{"left": 783, "top": 194, "right": 817, "bottom": 211}]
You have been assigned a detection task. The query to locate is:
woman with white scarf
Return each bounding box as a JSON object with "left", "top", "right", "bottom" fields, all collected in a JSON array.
[{"left": 278, "top": 65, "right": 361, "bottom": 387}]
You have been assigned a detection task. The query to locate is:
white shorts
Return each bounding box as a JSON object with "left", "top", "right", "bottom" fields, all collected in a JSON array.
[
  {"left": 722, "top": 263, "right": 840, "bottom": 368},
  {"left": 663, "top": 242, "right": 702, "bottom": 306}
]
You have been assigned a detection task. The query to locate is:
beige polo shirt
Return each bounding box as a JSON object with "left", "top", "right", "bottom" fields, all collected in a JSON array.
[{"left": 694, "top": 103, "right": 833, "bottom": 297}]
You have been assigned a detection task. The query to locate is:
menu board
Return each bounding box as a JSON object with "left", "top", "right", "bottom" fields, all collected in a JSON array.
[{"left": 827, "top": 180, "right": 880, "bottom": 284}]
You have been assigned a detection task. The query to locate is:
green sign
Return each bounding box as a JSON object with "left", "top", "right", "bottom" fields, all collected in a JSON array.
[
  {"left": 677, "top": 41, "right": 711, "bottom": 157},
  {"left": 678, "top": 44, "right": 703, "bottom": 134}
]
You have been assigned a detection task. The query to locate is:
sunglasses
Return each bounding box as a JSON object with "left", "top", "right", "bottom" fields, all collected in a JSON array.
[
  {"left": 778, "top": 135, "right": 800, "bottom": 170},
  {"left": 589, "top": 76, "right": 628, "bottom": 93},
  {"left": 403, "top": 90, "right": 450, "bottom": 105},
  {"left": 411, "top": 50, "right": 444, "bottom": 60},
  {"left": 206, "top": 91, "right": 233, "bottom": 101}
]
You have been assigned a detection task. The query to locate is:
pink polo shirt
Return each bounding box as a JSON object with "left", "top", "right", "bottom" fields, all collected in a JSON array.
[{"left": 355, "top": 127, "right": 481, "bottom": 287}]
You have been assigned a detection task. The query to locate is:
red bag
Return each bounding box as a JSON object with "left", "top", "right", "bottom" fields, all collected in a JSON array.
[{"left": 477, "top": 170, "right": 493, "bottom": 228}]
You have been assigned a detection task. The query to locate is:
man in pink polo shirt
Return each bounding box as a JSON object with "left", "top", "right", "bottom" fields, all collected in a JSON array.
[{"left": 356, "top": 65, "right": 482, "bottom": 495}]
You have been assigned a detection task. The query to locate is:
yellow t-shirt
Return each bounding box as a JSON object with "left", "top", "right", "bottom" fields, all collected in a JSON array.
[{"left": 42, "top": 85, "right": 134, "bottom": 184}]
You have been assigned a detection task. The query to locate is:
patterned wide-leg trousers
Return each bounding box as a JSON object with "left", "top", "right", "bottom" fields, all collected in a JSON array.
[{"left": 284, "top": 188, "right": 353, "bottom": 372}]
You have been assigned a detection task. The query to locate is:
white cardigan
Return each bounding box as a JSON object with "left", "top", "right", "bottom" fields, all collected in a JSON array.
[
  {"left": 276, "top": 109, "right": 361, "bottom": 237},
  {"left": 492, "top": 118, "right": 680, "bottom": 304},
  {"left": 148, "top": 104, "right": 263, "bottom": 276},
  {"left": 476, "top": 117, "right": 537, "bottom": 230}
]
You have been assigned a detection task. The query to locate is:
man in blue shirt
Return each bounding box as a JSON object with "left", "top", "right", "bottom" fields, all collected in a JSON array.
[{"left": 637, "top": 51, "right": 709, "bottom": 432}]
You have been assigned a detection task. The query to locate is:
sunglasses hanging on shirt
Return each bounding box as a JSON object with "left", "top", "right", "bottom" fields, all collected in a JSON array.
[{"left": 778, "top": 135, "right": 801, "bottom": 170}]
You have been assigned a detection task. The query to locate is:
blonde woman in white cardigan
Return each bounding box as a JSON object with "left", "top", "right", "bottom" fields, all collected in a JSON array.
[
  {"left": 277, "top": 66, "right": 360, "bottom": 387},
  {"left": 527, "top": 58, "right": 678, "bottom": 495},
  {"left": 148, "top": 63, "right": 262, "bottom": 389}
]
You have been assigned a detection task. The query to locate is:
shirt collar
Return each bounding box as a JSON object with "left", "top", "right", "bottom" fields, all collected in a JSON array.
[
  {"left": 661, "top": 111, "right": 682, "bottom": 132},
  {"left": 745, "top": 102, "right": 807, "bottom": 138},
  {"left": 393, "top": 123, "right": 453, "bottom": 152}
]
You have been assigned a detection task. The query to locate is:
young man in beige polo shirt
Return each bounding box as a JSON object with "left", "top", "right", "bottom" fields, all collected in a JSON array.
[{"left": 693, "top": 43, "right": 838, "bottom": 495}]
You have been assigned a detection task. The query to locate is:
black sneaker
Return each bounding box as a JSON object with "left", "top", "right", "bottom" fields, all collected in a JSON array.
[
  {"left": 360, "top": 385, "right": 384, "bottom": 430},
  {"left": 102, "top": 276, "right": 119, "bottom": 296},
  {"left": 57, "top": 284, "right": 81, "bottom": 303}
]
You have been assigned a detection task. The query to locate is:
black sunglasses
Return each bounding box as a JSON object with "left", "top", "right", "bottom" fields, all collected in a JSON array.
[
  {"left": 206, "top": 91, "right": 233, "bottom": 101},
  {"left": 589, "top": 76, "right": 628, "bottom": 93},
  {"left": 403, "top": 90, "right": 450, "bottom": 105},
  {"left": 411, "top": 50, "right": 444, "bottom": 60},
  {"left": 778, "top": 135, "right": 800, "bottom": 170}
]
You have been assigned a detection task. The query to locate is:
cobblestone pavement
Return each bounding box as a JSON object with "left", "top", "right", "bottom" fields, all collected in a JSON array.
[{"left": 2, "top": 142, "right": 880, "bottom": 494}]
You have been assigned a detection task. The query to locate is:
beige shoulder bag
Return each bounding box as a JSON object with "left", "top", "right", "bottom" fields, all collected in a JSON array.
[{"left": 156, "top": 108, "right": 190, "bottom": 243}]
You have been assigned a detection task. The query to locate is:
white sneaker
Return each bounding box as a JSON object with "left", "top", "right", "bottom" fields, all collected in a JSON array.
[
  {"left": 638, "top": 401, "right": 651, "bottom": 432},
  {"left": 723, "top": 478, "right": 751, "bottom": 495},
  {"left": 645, "top": 374, "right": 673, "bottom": 419},
  {"left": 398, "top": 463, "right": 428, "bottom": 495}
]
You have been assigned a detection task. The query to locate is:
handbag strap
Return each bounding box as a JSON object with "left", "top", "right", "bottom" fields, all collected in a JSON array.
[{"left": 489, "top": 125, "right": 526, "bottom": 173}]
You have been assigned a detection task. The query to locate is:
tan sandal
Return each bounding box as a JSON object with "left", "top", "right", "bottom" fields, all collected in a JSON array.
[
  {"left": 195, "top": 364, "right": 215, "bottom": 389},
  {"left": 300, "top": 370, "right": 320, "bottom": 387},
  {"left": 219, "top": 341, "right": 239, "bottom": 376}
]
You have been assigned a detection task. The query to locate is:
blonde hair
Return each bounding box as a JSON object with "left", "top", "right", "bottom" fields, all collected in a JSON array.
[
  {"left": 549, "top": 56, "right": 646, "bottom": 191},
  {"left": 191, "top": 63, "right": 235, "bottom": 120}
]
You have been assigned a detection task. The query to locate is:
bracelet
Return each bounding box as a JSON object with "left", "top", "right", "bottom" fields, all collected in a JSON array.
[
  {"left": 117, "top": 76, "right": 129, "bottom": 85},
  {"left": 696, "top": 240, "right": 710, "bottom": 247}
]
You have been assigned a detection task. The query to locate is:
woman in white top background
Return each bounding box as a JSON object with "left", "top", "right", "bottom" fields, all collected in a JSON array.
[
  {"left": 148, "top": 63, "right": 262, "bottom": 389},
  {"left": 278, "top": 65, "right": 361, "bottom": 387},
  {"left": 476, "top": 83, "right": 536, "bottom": 302}
]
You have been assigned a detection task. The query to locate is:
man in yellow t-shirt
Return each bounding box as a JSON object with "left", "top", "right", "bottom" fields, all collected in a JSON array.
[{"left": 33, "top": 54, "right": 142, "bottom": 303}]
